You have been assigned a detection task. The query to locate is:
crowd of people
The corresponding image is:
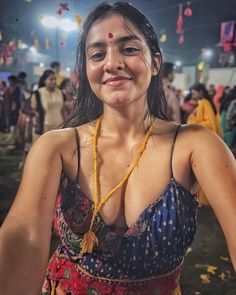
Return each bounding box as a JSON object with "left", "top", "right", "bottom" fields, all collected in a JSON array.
[
  {"left": 162, "top": 62, "right": 236, "bottom": 153},
  {"left": 0, "top": 61, "right": 236, "bottom": 159},
  {"left": 0, "top": 62, "right": 76, "bottom": 160},
  {"left": 1, "top": 61, "right": 236, "bottom": 163}
]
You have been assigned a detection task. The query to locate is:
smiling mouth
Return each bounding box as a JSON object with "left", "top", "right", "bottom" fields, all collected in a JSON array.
[{"left": 103, "top": 77, "right": 132, "bottom": 86}]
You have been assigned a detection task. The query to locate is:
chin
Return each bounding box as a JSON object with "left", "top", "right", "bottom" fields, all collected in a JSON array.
[{"left": 105, "top": 95, "right": 132, "bottom": 107}]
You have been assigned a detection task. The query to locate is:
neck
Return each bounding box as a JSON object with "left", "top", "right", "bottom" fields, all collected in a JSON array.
[
  {"left": 101, "top": 101, "right": 151, "bottom": 140},
  {"left": 45, "top": 86, "right": 54, "bottom": 93}
]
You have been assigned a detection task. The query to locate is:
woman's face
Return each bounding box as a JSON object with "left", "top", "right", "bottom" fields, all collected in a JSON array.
[
  {"left": 65, "top": 81, "right": 73, "bottom": 95},
  {"left": 191, "top": 89, "right": 202, "bottom": 101},
  {"left": 45, "top": 74, "right": 56, "bottom": 90},
  {"left": 85, "top": 14, "right": 160, "bottom": 109}
]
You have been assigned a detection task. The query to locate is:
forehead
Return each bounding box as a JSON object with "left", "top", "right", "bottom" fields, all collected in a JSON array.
[
  {"left": 47, "top": 74, "right": 55, "bottom": 79},
  {"left": 86, "top": 14, "right": 145, "bottom": 44}
]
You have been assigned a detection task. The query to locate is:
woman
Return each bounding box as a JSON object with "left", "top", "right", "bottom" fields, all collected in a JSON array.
[
  {"left": 225, "top": 89, "right": 236, "bottom": 150},
  {"left": 31, "top": 69, "right": 64, "bottom": 135},
  {"left": 60, "top": 78, "right": 76, "bottom": 121},
  {"left": 0, "top": 2, "right": 236, "bottom": 295},
  {"left": 220, "top": 86, "right": 236, "bottom": 149},
  {"left": 187, "top": 83, "right": 222, "bottom": 136},
  {"left": 213, "top": 84, "right": 224, "bottom": 112}
]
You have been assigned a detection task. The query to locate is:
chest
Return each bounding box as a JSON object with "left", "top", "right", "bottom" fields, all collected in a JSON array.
[
  {"left": 64, "top": 135, "right": 194, "bottom": 228},
  {"left": 40, "top": 89, "right": 63, "bottom": 110}
]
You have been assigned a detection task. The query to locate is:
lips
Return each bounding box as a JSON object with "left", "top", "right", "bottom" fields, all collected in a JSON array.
[{"left": 103, "top": 76, "right": 132, "bottom": 85}]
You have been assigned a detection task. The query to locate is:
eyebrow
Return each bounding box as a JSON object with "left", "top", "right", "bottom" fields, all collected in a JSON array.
[{"left": 86, "top": 35, "right": 142, "bottom": 51}]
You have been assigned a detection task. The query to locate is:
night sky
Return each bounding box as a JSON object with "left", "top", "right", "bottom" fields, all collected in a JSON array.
[{"left": 0, "top": 0, "right": 236, "bottom": 68}]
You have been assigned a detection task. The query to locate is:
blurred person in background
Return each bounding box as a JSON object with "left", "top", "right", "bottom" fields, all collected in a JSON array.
[
  {"left": 213, "top": 84, "right": 224, "bottom": 112},
  {"left": 2, "top": 75, "right": 22, "bottom": 144},
  {"left": 60, "top": 78, "right": 75, "bottom": 121},
  {"left": 180, "top": 90, "right": 197, "bottom": 124},
  {"left": 50, "top": 61, "right": 64, "bottom": 88},
  {"left": 31, "top": 69, "right": 64, "bottom": 138},
  {"left": 225, "top": 86, "right": 236, "bottom": 150},
  {"left": 219, "top": 86, "right": 235, "bottom": 148},
  {"left": 162, "top": 62, "right": 181, "bottom": 123},
  {"left": 0, "top": 80, "right": 7, "bottom": 132},
  {"left": 17, "top": 72, "right": 32, "bottom": 149},
  {"left": 208, "top": 84, "right": 216, "bottom": 101},
  {"left": 224, "top": 85, "right": 231, "bottom": 97},
  {"left": 187, "top": 83, "right": 222, "bottom": 136}
]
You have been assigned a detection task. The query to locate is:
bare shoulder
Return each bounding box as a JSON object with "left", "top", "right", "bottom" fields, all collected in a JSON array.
[
  {"left": 152, "top": 120, "right": 226, "bottom": 150},
  {"left": 179, "top": 123, "right": 233, "bottom": 156},
  {"left": 32, "top": 128, "right": 76, "bottom": 155}
]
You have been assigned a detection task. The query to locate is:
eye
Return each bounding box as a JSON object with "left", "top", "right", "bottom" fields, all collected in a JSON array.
[
  {"left": 122, "top": 47, "right": 140, "bottom": 54},
  {"left": 90, "top": 52, "right": 105, "bottom": 61}
]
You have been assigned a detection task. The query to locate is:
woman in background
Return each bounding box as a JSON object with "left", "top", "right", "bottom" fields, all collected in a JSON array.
[
  {"left": 187, "top": 83, "right": 222, "bottom": 136},
  {"left": 31, "top": 69, "right": 64, "bottom": 135},
  {"left": 60, "top": 78, "right": 75, "bottom": 121}
]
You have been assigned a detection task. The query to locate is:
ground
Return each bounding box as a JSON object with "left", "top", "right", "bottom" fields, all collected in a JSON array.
[{"left": 0, "top": 143, "right": 235, "bottom": 295}]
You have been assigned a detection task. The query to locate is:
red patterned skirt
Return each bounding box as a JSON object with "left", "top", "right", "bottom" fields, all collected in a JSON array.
[{"left": 42, "top": 253, "right": 183, "bottom": 295}]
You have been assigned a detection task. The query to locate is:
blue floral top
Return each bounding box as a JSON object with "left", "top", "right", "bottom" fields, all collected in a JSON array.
[{"left": 50, "top": 125, "right": 198, "bottom": 282}]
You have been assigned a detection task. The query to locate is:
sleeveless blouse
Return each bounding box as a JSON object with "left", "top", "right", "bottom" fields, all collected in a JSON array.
[
  {"left": 42, "top": 125, "right": 198, "bottom": 295},
  {"left": 39, "top": 87, "right": 64, "bottom": 132}
]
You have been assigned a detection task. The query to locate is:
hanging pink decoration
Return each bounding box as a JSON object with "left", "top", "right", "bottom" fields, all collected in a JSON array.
[
  {"left": 60, "top": 3, "right": 69, "bottom": 11},
  {"left": 217, "top": 21, "right": 236, "bottom": 52},
  {"left": 184, "top": 2, "right": 192, "bottom": 17},
  {"left": 56, "top": 3, "right": 69, "bottom": 16},
  {"left": 220, "top": 21, "right": 235, "bottom": 44},
  {"left": 176, "top": 4, "right": 183, "bottom": 34},
  {"left": 184, "top": 7, "right": 192, "bottom": 17},
  {"left": 178, "top": 33, "right": 184, "bottom": 45},
  {"left": 2, "top": 46, "right": 11, "bottom": 58},
  {"left": 224, "top": 43, "right": 233, "bottom": 52},
  {"left": 56, "top": 8, "right": 63, "bottom": 16}
]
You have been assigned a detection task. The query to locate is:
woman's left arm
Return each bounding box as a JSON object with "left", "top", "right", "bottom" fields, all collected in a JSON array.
[{"left": 190, "top": 126, "right": 236, "bottom": 270}]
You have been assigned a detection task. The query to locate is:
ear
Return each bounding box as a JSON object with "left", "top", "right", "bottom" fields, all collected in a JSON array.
[{"left": 152, "top": 53, "right": 161, "bottom": 76}]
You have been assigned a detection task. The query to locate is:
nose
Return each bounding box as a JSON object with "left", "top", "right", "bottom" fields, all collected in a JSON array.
[{"left": 103, "top": 49, "right": 124, "bottom": 73}]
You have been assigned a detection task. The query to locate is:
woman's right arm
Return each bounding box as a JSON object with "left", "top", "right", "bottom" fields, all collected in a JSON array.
[
  {"left": 31, "top": 92, "right": 37, "bottom": 111},
  {"left": 0, "top": 130, "right": 63, "bottom": 294}
]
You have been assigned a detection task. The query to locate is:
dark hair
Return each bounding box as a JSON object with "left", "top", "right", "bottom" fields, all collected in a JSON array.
[
  {"left": 63, "top": 1, "right": 168, "bottom": 128},
  {"left": 38, "top": 69, "right": 55, "bottom": 88},
  {"left": 60, "top": 78, "right": 70, "bottom": 90},
  {"left": 50, "top": 61, "right": 60, "bottom": 69},
  {"left": 8, "top": 75, "right": 18, "bottom": 84},
  {"left": 18, "top": 71, "right": 27, "bottom": 79},
  {"left": 191, "top": 83, "right": 217, "bottom": 114},
  {"left": 162, "top": 62, "right": 174, "bottom": 79},
  {"left": 1, "top": 81, "right": 7, "bottom": 87},
  {"left": 220, "top": 86, "right": 236, "bottom": 113}
]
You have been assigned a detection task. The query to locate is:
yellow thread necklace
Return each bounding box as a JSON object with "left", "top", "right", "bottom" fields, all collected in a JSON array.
[{"left": 81, "top": 116, "right": 153, "bottom": 254}]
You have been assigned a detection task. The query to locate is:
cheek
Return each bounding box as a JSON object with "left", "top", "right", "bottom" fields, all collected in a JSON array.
[
  {"left": 86, "top": 62, "right": 100, "bottom": 84},
  {"left": 134, "top": 58, "right": 152, "bottom": 83}
]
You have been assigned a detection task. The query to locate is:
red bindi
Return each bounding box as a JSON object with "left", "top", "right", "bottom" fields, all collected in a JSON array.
[{"left": 108, "top": 32, "right": 113, "bottom": 39}]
